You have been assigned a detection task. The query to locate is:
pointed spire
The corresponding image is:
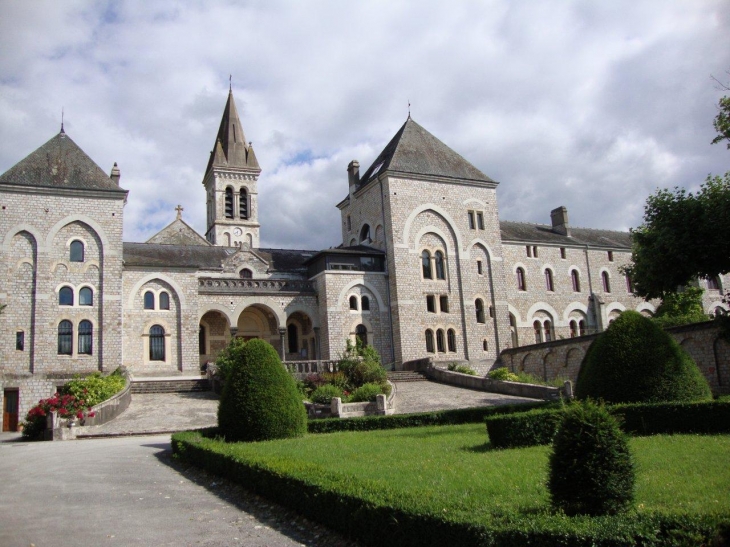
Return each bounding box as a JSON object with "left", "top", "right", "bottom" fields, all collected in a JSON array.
[
  {"left": 205, "top": 89, "right": 259, "bottom": 173},
  {"left": 60, "top": 107, "right": 66, "bottom": 135}
]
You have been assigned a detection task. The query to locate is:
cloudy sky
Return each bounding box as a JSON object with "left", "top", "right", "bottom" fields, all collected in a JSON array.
[{"left": 1, "top": 1, "right": 729, "bottom": 250}]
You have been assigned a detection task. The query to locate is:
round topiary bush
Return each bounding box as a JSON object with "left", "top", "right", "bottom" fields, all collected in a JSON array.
[
  {"left": 575, "top": 310, "right": 712, "bottom": 404},
  {"left": 218, "top": 339, "right": 307, "bottom": 442},
  {"left": 548, "top": 401, "right": 635, "bottom": 516}
]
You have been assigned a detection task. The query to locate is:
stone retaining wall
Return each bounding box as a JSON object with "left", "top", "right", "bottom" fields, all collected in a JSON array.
[
  {"left": 498, "top": 320, "right": 730, "bottom": 396},
  {"left": 426, "top": 364, "right": 562, "bottom": 401}
]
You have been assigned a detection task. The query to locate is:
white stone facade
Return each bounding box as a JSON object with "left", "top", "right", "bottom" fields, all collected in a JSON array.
[{"left": 2, "top": 95, "right": 728, "bottom": 428}]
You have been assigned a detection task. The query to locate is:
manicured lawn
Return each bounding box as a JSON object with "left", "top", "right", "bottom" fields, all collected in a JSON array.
[{"left": 177, "top": 424, "right": 730, "bottom": 520}]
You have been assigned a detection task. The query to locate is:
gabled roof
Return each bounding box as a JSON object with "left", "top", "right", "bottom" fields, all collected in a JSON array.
[
  {"left": 500, "top": 220, "right": 632, "bottom": 249},
  {"left": 205, "top": 90, "right": 260, "bottom": 174},
  {"left": 355, "top": 117, "right": 495, "bottom": 191},
  {"left": 145, "top": 217, "right": 210, "bottom": 246},
  {"left": 0, "top": 130, "right": 127, "bottom": 195}
]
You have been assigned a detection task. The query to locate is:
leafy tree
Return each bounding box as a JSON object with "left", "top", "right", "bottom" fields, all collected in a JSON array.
[
  {"left": 575, "top": 311, "right": 712, "bottom": 404},
  {"left": 625, "top": 172, "right": 730, "bottom": 299},
  {"left": 711, "top": 71, "right": 730, "bottom": 148},
  {"left": 652, "top": 286, "right": 710, "bottom": 328}
]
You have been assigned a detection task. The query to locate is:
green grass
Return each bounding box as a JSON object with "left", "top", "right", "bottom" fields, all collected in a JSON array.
[{"left": 183, "top": 424, "right": 730, "bottom": 519}]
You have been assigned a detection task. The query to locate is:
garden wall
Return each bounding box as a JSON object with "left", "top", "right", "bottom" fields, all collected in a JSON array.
[{"left": 498, "top": 321, "right": 730, "bottom": 395}]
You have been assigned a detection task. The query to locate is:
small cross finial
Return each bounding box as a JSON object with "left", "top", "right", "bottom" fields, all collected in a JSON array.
[
  {"left": 408, "top": 100, "right": 411, "bottom": 119},
  {"left": 175, "top": 204, "right": 184, "bottom": 219},
  {"left": 229, "top": 74, "right": 232, "bottom": 91},
  {"left": 61, "top": 107, "right": 65, "bottom": 133}
]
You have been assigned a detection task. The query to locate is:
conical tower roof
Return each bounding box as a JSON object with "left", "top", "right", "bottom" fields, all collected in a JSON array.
[
  {"left": 205, "top": 90, "right": 260, "bottom": 173},
  {"left": 0, "top": 130, "right": 127, "bottom": 194},
  {"left": 357, "top": 117, "right": 495, "bottom": 189}
]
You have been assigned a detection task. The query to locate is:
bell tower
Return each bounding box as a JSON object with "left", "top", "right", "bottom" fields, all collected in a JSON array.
[{"left": 203, "top": 89, "right": 262, "bottom": 248}]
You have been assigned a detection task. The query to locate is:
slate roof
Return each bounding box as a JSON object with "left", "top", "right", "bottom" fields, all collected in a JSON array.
[
  {"left": 205, "top": 90, "right": 260, "bottom": 174},
  {"left": 302, "top": 244, "right": 385, "bottom": 265},
  {"left": 355, "top": 117, "right": 495, "bottom": 192},
  {"left": 0, "top": 131, "right": 127, "bottom": 195},
  {"left": 145, "top": 218, "right": 211, "bottom": 246},
  {"left": 500, "top": 220, "right": 632, "bottom": 249},
  {"left": 123, "top": 242, "right": 316, "bottom": 273}
]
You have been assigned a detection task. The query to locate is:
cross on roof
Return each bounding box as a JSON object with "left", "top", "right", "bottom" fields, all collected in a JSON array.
[{"left": 175, "top": 204, "right": 183, "bottom": 219}]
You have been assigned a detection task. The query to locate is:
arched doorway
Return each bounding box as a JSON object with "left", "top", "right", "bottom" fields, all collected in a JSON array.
[
  {"left": 286, "top": 311, "right": 315, "bottom": 360},
  {"left": 199, "top": 310, "right": 231, "bottom": 366}
]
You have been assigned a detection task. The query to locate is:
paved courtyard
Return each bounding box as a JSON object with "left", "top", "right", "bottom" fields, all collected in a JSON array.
[
  {"left": 0, "top": 433, "right": 359, "bottom": 547},
  {"left": 78, "top": 380, "right": 538, "bottom": 438}
]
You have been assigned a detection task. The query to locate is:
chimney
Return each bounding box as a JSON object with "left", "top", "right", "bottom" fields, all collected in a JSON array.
[
  {"left": 347, "top": 160, "right": 360, "bottom": 188},
  {"left": 550, "top": 206, "right": 570, "bottom": 236},
  {"left": 110, "top": 162, "right": 121, "bottom": 185}
]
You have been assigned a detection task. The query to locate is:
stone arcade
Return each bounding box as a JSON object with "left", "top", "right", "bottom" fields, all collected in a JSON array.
[{"left": 1, "top": 90, "right": 728, "bottom": 426}]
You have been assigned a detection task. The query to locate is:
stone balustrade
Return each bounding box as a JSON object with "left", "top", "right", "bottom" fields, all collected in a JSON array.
[{"left": 198, "top": 277, "right": 315, "bottom": 294}]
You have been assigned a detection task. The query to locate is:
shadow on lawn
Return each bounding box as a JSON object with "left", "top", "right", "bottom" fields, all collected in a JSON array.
[
  {"left": 462, "top": 442, "right": 493, "bottom": 453},
  {"left": 152, "top": 444, "right": 361, "bottom": 547}
]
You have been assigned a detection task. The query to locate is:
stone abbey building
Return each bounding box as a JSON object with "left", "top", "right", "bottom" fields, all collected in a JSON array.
[{"left": 1, "top": 91, "right": 728, "bottom": 426}]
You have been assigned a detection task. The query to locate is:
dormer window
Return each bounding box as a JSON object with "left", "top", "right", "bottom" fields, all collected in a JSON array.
[{"left": 240, "top": 268, "right": 253, "bottom": 279}]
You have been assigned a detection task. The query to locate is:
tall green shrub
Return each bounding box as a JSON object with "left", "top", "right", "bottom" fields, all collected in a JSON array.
[
  {"left": 218, "top": 339, "right": 307, "bottom": 442},
  {"left": 575, "top": 310, "right": 712, "bottom": 403},
  {"left": 548, "top": 401, "right": 635, "bottom": 516}
]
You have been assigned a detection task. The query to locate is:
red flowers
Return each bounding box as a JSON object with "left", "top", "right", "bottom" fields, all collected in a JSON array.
[{"left": 23, "top": 392, "right": 95, "bottom": 427}]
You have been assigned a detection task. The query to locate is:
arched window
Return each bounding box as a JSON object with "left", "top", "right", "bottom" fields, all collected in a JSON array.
[
  {"left": 421, "top": 250, "right": 432, "bottom": 279},
  {"left": 149, "top": 325, "right": 165, "bottom": 361},
  {"left": 626, "top": 274, "right": 634, "bottom": 293},
  {"left": 59, "top": 287, "right": 73, "bottom": 306},
  {"left": 361, "top": 295, "right": 370, "bottom": 311},
  {"left": 159, "top": 291, "right": 170, "bottom": 310},
  {"left": 482, "top": 339, "right": 488, "bottom": 351},
  {"left": 707, "top": 276, "right": 720, "bottom": 290},
  {"left": 509, "top": 313, "right": 519, "bottom": 348},
  {"left": 425, "top": 330, "right": 435, "bottom": 353},
  {"left": 79, "top": 287, "right": 93, "bottom": 306},
  {"left": 569, "top": 320, "right": 578, "bottom": 338},
  {"left": 602, "top": 271, "right": 611, "bottom": 293},
  {"left": 475, "top": 299, "right": 485, "bottom": 323},
  {"left": 516, "top": 267, "right": 526, "bottom": 291},
  {"left": 434, "top": 251, "right": 445, "bottom": 280},
  {"left": 58, "top": 320, "right": 73, "bottom": 355},
  {"left": 70, "top": 240, "right": 84, "bottom": 262},
  {"left": 349, "top": 295, "right": 358, "bottom": 310},
  {"left": 579, "top": 319, "right": 586, "bottom": 336},
  {"left": 347, "top": 215, "right": 351, "bottom": 231},
  {"left": 144, "top": 291, "right": 155, "bottom": 310},
  {"left": 239, "top": 188, "right": 248, "bottom": 219},
  {"left": 288, "top": 323, "right": 298, "bottom": 354},
  {"left": 436, "top": 329, "right": 446, "bottom": 353},
  {"left": 240, "top": 268, "right": 252, "bottom": 279},
  {"left": 359, "top": 224, "right": 371, "bottom": 244},
  {"left": 533, "top": 320, "right": 542, "bottom": 344},
  {"left": 543, "top": 320, "right": 553, "bottom": 342},
  {"left": 447, "top": 329, "right": 456, "bottom": 352},
  {"left": 199, "top": 325, "right": 206, "bottom": 356},
  {"left": 545, "top": 269, "right": 554, "bottom": 291},
  {"left": 571, "top": 270, "right": 581, "bottom": 292},
  {"left": 355, "top": 324, "right": 368, "bottom": 346},
  {"left": 78, "top": 320, "right": 92, "bottom": 355},
  {"left": 225, "top": 187, "right": 234, "bottom": 219}
]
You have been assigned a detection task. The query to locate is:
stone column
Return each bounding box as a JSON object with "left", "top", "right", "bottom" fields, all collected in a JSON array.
[
  {"left": 313, "top": 327, "right": 321, "bottom": 361},
  {"left": 278, "top": 327, "right": 287, "bottom": 361},
  {"left": 229, "top": 327, "right": 238, "bottom": 339}
]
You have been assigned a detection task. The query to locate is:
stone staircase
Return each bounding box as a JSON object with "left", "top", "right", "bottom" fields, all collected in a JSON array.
[
  {"left": 387, "top": 370, "right": 428, "bottom": 382},
  {"left": 131, "top": 377, "right": 210, "bottom": 394}
]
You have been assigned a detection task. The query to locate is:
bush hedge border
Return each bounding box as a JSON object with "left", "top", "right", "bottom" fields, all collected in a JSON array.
[
  {"left": 486, "top": 400, "right": 730, "bottom": 449},
  {"left": 307, "top": 401, "right": 553, "bottom": 433},
  {"left": 172, "top": 430, "right": 725, "bottom": 546}
]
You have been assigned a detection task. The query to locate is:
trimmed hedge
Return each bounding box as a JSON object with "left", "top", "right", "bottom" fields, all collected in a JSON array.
[
  {"left": 308, "top": 401, "right": 553, "bottom": 434},
  {"left": 486, "top": 400, "right": 730, "bottom": 448},
  {"left": 172, "top": 430, "right": 726, "bottom": 546},
  {"left": 218, "top": 339, "right": 307, "bottom": 442},
  {"left": 575, "top": 311, "right": 712, "bottom": 403},
  {"left": 548, "top": 402, "right": 635, "bottom": 516}
]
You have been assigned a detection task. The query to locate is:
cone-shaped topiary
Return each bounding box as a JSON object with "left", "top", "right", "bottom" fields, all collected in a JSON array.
[
  {"left": 548, "top": 401, "right": 635, "bottom": 516},
  {"left": 218, "top": 339, "right": 307, "bottom": 442},
  {"left": 575, "top": 310, "right": 712, "bottom": 404}
]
